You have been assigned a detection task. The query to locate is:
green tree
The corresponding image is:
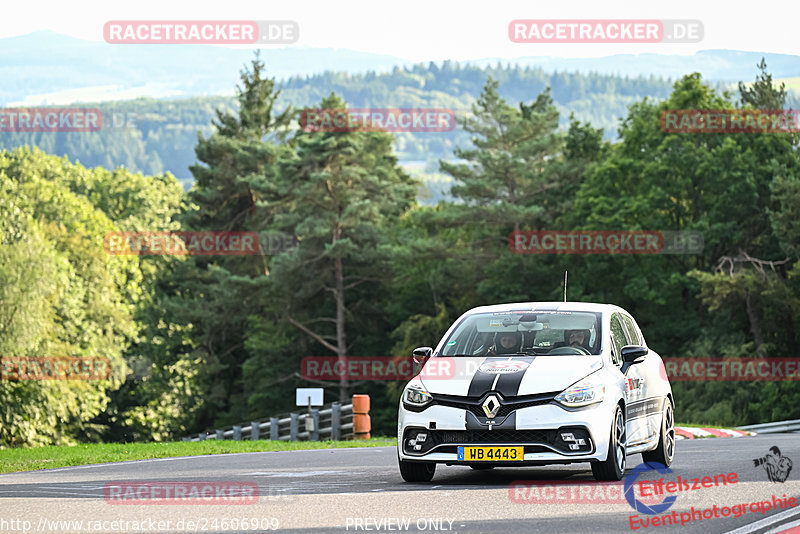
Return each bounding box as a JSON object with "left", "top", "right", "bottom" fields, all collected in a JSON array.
[
  {"left": 0, "top": 148, "right": 140, "bottom": 445},
  {"left": 125, "top": 55, "right": 297, "bottom": 435},
  {"left": 266, "top": 93, "right": 418, "bottom": 401},
  {"left": 738, "top": 58, "right": 787, "bottom": 110},
  {"left": 441, "top": 77, "right": 562, "bottom": 230}
]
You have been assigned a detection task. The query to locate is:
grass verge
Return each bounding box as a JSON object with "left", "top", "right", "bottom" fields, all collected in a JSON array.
[{"left": 0, "top": 438, "right": 397, "bottom": 474}]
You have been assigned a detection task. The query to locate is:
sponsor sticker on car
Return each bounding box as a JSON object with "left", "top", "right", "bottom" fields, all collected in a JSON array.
[{"left": 477, "top": 361, "right": 530, "bottom": 374}]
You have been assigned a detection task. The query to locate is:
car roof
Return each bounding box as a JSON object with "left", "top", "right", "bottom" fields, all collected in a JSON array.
[{"left": 463, "top": 301, "right": 626, "bottom": 315}]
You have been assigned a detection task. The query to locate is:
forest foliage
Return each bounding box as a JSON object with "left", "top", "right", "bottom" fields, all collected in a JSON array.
[
  {"left": 1, "top": 57, "right": 799, "bottom": 446},
  {"left": 1, "top": 63, "right": 722, "bottom": 188}
]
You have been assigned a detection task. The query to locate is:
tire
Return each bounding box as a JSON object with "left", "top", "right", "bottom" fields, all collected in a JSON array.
[
  {"left": 399, "top": 458, "right": 436, "bottom": 482},
  {"left": 592, "top": 404, "right": 626, "bottom": 481},
  {"left": 642, "top": 397, "right": 675, "bottom": 467},
  {"left": 469, "top": 465, "right": 494, "bottom": 470}
]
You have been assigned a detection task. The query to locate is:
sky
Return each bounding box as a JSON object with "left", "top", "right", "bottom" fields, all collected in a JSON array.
[{"left": 4, "top": 0, "right": 799, "bottom": 61}]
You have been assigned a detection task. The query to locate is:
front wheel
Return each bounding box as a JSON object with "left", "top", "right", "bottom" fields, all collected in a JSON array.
[
  {"left": 399, "top": 457, "right": 436, "bottom": 482},
  {"left": 642, "top": 397, "right": 675, "bottom": 467},
  {"left": 592, "top": 404, "right": 626, "bottom": 481}
]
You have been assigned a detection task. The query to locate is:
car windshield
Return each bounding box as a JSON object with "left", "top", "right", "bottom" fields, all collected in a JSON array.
[{"left": 440, "top": 310, "right": 602, "bottom": 356}]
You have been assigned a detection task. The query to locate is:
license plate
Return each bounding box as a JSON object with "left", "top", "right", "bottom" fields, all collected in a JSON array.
[{"left": 457, "top": 446, "right": 523, "bottom": 462}]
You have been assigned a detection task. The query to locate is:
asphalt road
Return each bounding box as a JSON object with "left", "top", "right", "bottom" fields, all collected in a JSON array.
[{"left": 1, "top": 435, "right": 799, "bottom": 534}]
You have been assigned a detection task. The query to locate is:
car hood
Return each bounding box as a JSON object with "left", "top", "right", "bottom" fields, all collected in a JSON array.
[{"left": 418, "top": 355, "right": 604, "bottom": 397}]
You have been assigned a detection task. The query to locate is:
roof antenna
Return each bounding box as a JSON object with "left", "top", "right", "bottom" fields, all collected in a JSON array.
[{"left": 563, "top": 271, "right": 568, "bottom": 302}]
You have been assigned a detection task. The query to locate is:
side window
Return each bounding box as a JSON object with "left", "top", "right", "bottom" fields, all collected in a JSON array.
[
  {"left": 609, "top": 313, "right": 627, "bottom": 367},
  {"left": 621, "top": 314, "right": 642, "bottom": 346}
]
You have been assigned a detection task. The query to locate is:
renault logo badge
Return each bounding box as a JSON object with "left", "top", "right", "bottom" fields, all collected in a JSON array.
[{"left": 482, "top": 394, "right": 501, "bottom": 418}]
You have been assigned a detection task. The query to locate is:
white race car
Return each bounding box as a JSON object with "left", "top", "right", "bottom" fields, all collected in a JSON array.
[{"left": 397, "top": 302, "right": 675, "bottom": 482}]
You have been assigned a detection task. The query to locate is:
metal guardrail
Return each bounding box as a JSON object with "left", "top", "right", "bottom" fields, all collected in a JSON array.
[
  {"left": 736, "top": 419, "right": 800, "bottom": 434},
  {"left": 183, "top": 401, "right": 354, "bottom": 442}
]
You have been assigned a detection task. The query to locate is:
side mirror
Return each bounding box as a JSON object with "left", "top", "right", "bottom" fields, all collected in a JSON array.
[
  {"left": 620, "top": 345, "right": 648, "bottom": 374},
  {"left": 621, "top": 345, "right": 648, "bottom": 363},
  {"left": 412, "top": 346, "right": 433, "bottom": 366}
]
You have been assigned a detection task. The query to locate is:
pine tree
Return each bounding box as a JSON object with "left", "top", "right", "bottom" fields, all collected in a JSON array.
[{"left": 267, "top": 94, "right": 417, "bottom": 400}]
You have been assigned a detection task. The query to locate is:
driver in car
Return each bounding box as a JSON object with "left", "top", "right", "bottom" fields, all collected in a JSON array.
[{"left": 490, "top": 332, "right": 522, "bottom": 355}]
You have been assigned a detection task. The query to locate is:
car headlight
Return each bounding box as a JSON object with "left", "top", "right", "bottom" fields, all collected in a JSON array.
[
  {"left": 555, "top": 372, "right": 605, "bottom": 407},
  {"left": 403, "top": 383, "right": 433, "bottom": 408}
]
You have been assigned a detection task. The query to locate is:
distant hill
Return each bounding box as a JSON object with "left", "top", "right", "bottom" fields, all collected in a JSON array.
[
  {"left": 467, "top": 50, "right": 800, "bottom": 82},
  {"left": 2, "top": 31, "right": 799, "bottom": 105},
  {"left": 0, "top": 31, "right": 413, "bottom": 105}
]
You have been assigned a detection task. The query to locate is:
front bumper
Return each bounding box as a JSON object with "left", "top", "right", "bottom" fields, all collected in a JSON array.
[{"left": 397, "top": 397, "right": 616, "bottom": 465}]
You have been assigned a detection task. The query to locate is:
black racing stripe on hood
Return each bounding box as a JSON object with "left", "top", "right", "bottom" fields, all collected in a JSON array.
[
  {"left": 493, "top": 356, "right": 536, "bottom": 397},
  {"left": 466, "top": 357, "right": 497, "bottom": 397},
  {"left": 466, "top": 356, "right": 536, "bottom": 397}
]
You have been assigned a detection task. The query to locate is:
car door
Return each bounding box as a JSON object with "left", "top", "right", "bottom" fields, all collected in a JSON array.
[
  {"left": 609, "top": 312, "right": 649, "bottom": 446},
  {"left": 620, "top": 312, "right": 663, "bottom": 446}
]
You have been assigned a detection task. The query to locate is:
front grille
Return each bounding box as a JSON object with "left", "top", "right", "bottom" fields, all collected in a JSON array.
[
  {"left": 402, "top": 426, "right": 594, "bottom": 456},
  {"left": 432, "top": 429, "right": 551, "bottom": 444}
]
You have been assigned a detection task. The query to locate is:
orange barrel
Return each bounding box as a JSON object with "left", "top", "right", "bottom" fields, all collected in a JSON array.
[
  {"left": 352, "top": 394, "right": 370, "bottom": 414},
  {"left": 352, "top": 394, "right": 371, "bottom": 440}
]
